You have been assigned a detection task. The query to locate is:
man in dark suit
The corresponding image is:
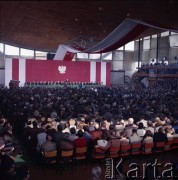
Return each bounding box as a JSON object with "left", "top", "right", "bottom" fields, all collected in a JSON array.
[
  {"left": 52, "top": 124, "right": 64, "bottom": 148},
  {"left": 58, "top": 133, "right": 74, "bottom": 151}
]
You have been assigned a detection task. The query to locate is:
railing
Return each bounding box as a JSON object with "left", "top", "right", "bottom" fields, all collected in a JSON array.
[
  {"left": 134, "top": 72, "right": 178, "bottom": 78},
  {"left": 124, "top": 76, "right": 135, "bottom": 89}
]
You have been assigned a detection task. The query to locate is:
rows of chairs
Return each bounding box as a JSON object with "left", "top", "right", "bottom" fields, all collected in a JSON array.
[
  {"left": 41, "top": 147, "right": 88, "bottom": 175},
  {"left": 38, "top": 138, "right": 178, "bottom": 174},
  {"left": 92, "top": 137, "right": 178, "bottom": 160}
]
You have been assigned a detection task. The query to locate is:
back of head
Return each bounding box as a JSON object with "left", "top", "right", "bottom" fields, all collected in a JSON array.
[
  {"left": 128, "top": 118, "right": 134, "bottom": 125},
  {"left": 94, "top": 123, "right": 100, "bottom": 130},
  {"left": 147, "top": 121, "right": 153, "bottom": 127},
  {"left": 27, "top": 120, "right": 32, "bottom": 126},
  {"left": 92, "top": 166, "right": 102, "bottom": 180},
  {"left": 63, "top": 132, "right": 70, "bottom": 139},
  {"left": 120, "top": 131, "right": 127, "bottom": 137},
  {"left": 164, "top": 127, "right": 170, "bottom": 133},
  {"left": 77, "top": 130, "right": 84, "bottom": 137},
  {"left": 83, "top": 125, "right": 89, "bottom": 132},
  {"left": 145, "top": 130, "right": 153, "bottom": 137},
  {"left": 69, "top": 118, "right": 76, "bottom": 126},
  {"left": 109, "top": 124, "right": 115, "bottom": 131},
  {"left": 120, "top": 119, "right": 125, "bottom": 126},
  {"left": 165, "top": 118, "right": 171, "bottom": 124},
  {"left": 46, "top": 134, "right": 52, "bottom": 141},
  {"left": 70, "top": 127, "right": 76, "bottom": 135},
  {"left": 81, "top": 117, "right": 85, "bottom": 122},
  {"left": 138, "top": 122, "right": 144, "bottom": 129},
  {"left": 158, "top": 127, "right": 164, "bottom": 133},
  {"left": 32, "top": 120, "right": 38, "bottom": 128},
  {"left": 57, "top": 124, "right": 63, "bottom": 132}
]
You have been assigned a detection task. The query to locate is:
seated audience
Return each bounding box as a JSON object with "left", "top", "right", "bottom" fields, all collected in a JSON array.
[
  {"left": 142, "top": 130, "right": 153, "bottom": 144},
  {"left": 145, "top": 121, "right": 155, "bottom": 135},
  {"left": 52, "top": 124, "right": 64, "bottom": 146},
  {"left": 37, "top": 127, "right": 47, "bottom": 151},
  {"left": 153, "top": 127, "right": 168, "bottom": 143},
  {"left": 120, "top": 131, "right": 129, "bottom": 145},
  {"left": 69, "top": 127, "right": 78, "bottom": 141},
  {"left": 74, "top": 130, "right": 87, "bottom": 149},
  {"left": 129, "top": 128, "right": 142, "bottom": 143},
  {"left": 59, "top": 132, "right": 74, "bottom": 151},
  {"left": 41, "top": 134, "right": 56, "bottom": 152},
  {"left": 164, "top": 127, "right": 173, "bottom": 140},
  {"left": 137, "top": 122, "right": 146, "bottom": 139},
  {"left": 90, "top": 123, "right": 102, "bottom": 143},
  {"left": 125, "top": 118, "right": 136, "bottom": 138}
]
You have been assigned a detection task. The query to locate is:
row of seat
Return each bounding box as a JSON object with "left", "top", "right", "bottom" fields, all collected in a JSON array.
[
  {"left": 26, "top": 137, "right": 178, "bottom": 175},
  {"left": 92, "top": 137, "right": 178, "bottom": 159},
  {"left": 41, "top": 147, "right": 87, "bottom": 174}
]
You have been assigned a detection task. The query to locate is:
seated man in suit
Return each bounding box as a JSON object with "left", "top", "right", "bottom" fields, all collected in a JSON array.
[
  {"left": 74, "top": 130, "right": 87, "bottom": 148},
  {"left": 59, "top": 132, "right": 74, "bottom": 151},
  {"left": 41, "top": 133, "right": 56, "bottom": 152}
]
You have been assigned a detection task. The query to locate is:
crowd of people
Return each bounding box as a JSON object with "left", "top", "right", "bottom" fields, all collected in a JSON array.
[
  {"left": 24, "top": 80, "right": 103, "bottom": 88},
  {"left": 0, "top": 79, "right": 178, "bottom": 178},
  {"left": 138, "top": 62, "right": 178, "bottom": 74}
]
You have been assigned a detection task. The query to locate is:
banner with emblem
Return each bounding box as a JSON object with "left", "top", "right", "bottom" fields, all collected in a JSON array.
[{"left": 5, "top": 58, "right": 111, "bottom": 87}]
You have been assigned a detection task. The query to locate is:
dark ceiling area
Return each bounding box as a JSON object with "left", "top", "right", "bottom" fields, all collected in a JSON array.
[{"left": 1, "top": 1, "right": 178, "bottom": 52}]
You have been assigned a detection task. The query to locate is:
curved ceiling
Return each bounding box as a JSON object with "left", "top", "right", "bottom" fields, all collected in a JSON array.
[{"left": 1, "top": 1, "right": 178, "bottom": 52}]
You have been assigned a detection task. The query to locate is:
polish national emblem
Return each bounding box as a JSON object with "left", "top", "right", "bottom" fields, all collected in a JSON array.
[{"left": 58, "top": 66, "right": 66, "bottom": 74}]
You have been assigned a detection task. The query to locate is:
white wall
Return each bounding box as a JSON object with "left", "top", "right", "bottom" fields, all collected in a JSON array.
[{"left": 111, "top": 71, "right": 125, "bottom": 85}]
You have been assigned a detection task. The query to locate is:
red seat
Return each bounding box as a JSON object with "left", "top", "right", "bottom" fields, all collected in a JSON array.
[
  {"left": 108, "top": 146, "right": 120, "bottom": 158},
  {"left": 130, "top": 142, "right": 141, "bottom": 155},
  {"left": 73, "top": 147, "right": 87, "bottom": 168},
  {"left": 92, "top": 147, "right": 105, "bottom": 159},
  {"left": 164, "top": 139, "right": 173, "bottom": 151},
  {"left": 120, "top": 144, "right": 131, "bottom": 157},
  {"left": 141, "top": 142, "right": 154, "bottom": 155},
  {"left": 154, "top": 142, "right": 165, "bottom": 153},
  {"left": 171, "top": 137, "right": 178, "bottom": 149}
]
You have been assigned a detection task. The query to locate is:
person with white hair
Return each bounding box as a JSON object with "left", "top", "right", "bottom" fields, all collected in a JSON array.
[
  {"left": 90, "top": 123, "right": 102, "bottom": 142},
  {"left": 125, "top": 118, "right": 137, "bottom": 138},
  {"left": 137, "top": 117, "right": 148, "bottom": 128},
  {"left": 92, "top": 166, "right": 102, "bottom": 180},
  {"left": 115, "top": 119, "right": 125, "bottom": 136}
]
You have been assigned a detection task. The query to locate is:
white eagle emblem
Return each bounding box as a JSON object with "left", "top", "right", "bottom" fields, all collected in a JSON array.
[{"left": 58, "top": 66, "right": 66, "bottom": 74}]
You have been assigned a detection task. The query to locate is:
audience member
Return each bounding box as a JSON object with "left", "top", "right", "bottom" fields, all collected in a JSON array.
[
  {"left": 41, "top": 134, "right": 56, "bottom": 152},
  {"left": 59, "top": 132, "right": 74, "bottom": 151},
  {"left": 129, "top": 128, "right": 142, "bottom": 143}
]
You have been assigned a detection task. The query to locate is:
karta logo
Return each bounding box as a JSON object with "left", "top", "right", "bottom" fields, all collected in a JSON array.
[
  {"left": 58, "top": 66, "right": 66, "bottom": 74},
  {"left": 105, "top": 158, "right": 177, "bottom": 179}
]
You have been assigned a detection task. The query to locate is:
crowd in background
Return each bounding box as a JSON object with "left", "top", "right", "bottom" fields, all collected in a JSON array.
[
  {"left": 138, "top": 62, "right": 178, "bottom": 74},
  {"left": 1, "top": 79, "right": 178, "bottom": 179},
  {"left": 24, "top": 80, "right": 102, "bottom": 87}
]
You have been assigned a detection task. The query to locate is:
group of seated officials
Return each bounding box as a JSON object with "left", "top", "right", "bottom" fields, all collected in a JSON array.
[{"left": 24, "top": 80, "right": 102, "bottom": 86}]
